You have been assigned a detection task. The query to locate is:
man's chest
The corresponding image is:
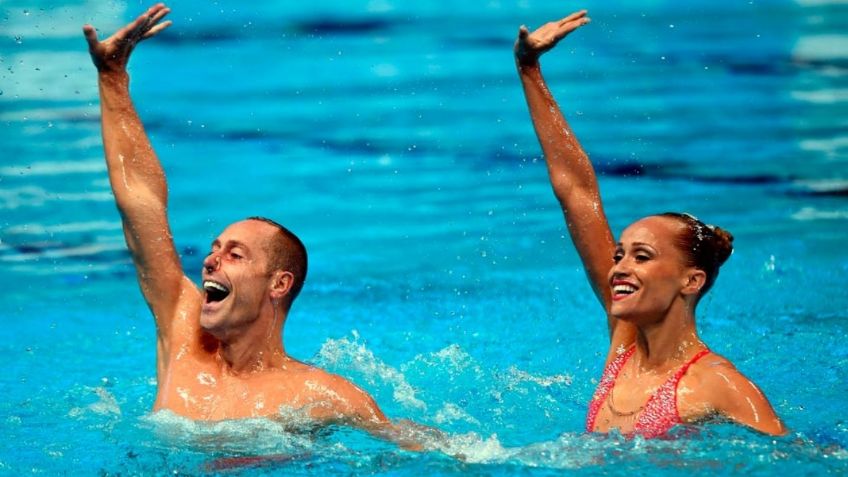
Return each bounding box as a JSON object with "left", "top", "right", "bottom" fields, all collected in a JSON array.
[{"left": 156, "top": 361, "right": 309, "bottom": 420}]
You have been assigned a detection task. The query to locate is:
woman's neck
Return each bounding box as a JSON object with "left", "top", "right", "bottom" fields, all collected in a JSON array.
[{"left": 633, "top": 303, "right": 704, "bottom": 370}]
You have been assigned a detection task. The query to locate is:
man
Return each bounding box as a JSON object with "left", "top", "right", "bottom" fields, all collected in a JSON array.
[{"left": 83, "top": 3, "right": 415, "bottom": 444}]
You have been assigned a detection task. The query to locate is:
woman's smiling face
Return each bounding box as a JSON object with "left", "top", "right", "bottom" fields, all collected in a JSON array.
[{"left": 608, "top": 216, "right": 694, "bottom": 323}]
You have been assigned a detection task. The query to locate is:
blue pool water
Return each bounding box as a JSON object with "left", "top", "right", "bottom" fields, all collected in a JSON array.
[{"left": 1, "top": 0, "right": 847, "bottom": 474}]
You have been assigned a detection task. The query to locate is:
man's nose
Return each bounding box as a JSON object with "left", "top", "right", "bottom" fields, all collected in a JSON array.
[{"left": 203, "top": 253, "right": 220, "bottom": 272}]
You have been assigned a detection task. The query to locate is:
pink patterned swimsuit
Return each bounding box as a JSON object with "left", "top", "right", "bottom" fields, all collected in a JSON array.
[{"left": 585, "top": 346, "right": 711, "bottom": 439}]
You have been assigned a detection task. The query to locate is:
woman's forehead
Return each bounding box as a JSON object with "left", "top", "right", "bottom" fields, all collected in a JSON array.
[{"left": 619, "top": 216, "right": 682, "bottom": 246}]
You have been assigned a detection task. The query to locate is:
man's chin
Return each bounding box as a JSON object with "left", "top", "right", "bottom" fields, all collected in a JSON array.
[{"left": 199, "top": 310, "right": 225, "bottom": 337}]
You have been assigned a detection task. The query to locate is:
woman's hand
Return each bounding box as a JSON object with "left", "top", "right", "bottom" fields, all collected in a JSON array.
[
  {"left": 514, "top": 10, "right": 590, "bottom": 67},
  {"left": 83, "top": 3, "right": 172, "bottom": 74}
]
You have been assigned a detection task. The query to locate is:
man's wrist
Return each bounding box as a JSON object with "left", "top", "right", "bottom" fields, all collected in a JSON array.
[
  {"left": 98, "top": 70, "right": 130, "bottom": 86},
  {"left": 516, "top": 59, "right": 541, "bottom": 74}
]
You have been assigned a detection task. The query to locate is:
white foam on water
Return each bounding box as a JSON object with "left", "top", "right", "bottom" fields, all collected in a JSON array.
[
  {"left": 0, "top": 160, "right": 105, "bottom": 177},
  {"left": 433, "top": 402, "right": 480, "bottom": 426},
  {"left": 0, "top": 242, "right": 127, "bottom": 262},
  {"left": 795, "top": 0, "right": 848, "bottom": 5},
  {"left": 799, "top": 136, "right": 848, "bottom": 156},
  {"left": 68, "top": 386, "right": 121, "bottom": 419},
  {"left": 316, "top": 333, "right": 427, "bottom": 411},
  {"left": 7, "top": 260, "right": 130, "bottom": 275},
  {"left": 3, "top": 220, "right": 121, "bottom": 235},
  {"left": 0, "top": 186, "right": 112, "bottom": 210},
  {"left": 505, "top": 366, "right": 573, "bottom": 388},
  {"left": 1, "top": 51, "right": 99, "bottom": 102},
  {"left": 140, "top": 408, "right": 319, "bottom": 456},
  {"left": 792, "top": 207, "right": 848, "bottom": 220},
  {"left": 791, "top": 88, "right": 848, "bottom": 104},
  {"left": 794, "top": 178, "right": 848, "bottom": 192},
  {"left": 405, "top": 344, "right": 486, "bottom": 379},
  {"left": 793, "top": 34, "right": 848, "bottom": 61},
  {"left": 0, "top": 106, "right": 99, "bottom": 123},
  {"left": 0, "top": 1, "right": 125, "bottom": 39}
]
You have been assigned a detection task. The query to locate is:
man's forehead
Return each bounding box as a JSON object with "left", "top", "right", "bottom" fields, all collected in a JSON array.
[{"left": 213, "top": 220, "right": 275, "bottom": 246}]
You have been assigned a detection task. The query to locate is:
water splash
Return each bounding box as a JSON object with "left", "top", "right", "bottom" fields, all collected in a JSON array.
[{"left": 316, "top": 332, "right": 427, "bottom": 411}]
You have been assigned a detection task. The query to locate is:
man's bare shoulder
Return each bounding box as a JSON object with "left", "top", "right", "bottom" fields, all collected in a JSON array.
[{"left": 268, "top": 360, "right": 386, "bottom": 424}]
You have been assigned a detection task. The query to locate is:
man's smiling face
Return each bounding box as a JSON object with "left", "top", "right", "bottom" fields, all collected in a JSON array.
[{"left": 200, "top": 220, "right": 277, "bottom": 339}]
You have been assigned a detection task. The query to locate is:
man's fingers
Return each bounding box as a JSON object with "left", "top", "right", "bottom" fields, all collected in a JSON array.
[
  {"left": 558, "top": 17, "right": 590, "bottom": 37},
  {"left": 124, "top": 3, "right": 168, "bottom": 40},
  {"left": 142, "top": 20, "right": 172, "bottom": 40},
  {"left": 148, "top": 6, "right": 171, "bottom": 26},
  {"left": 518, "top": 25, "right": 529, "bottom": 39},
  {"left": 82, "top": 24, "right": 99, "bottom": 48},
  {"left": 560, "top": 9, "right": 588, "bottom": 25}
]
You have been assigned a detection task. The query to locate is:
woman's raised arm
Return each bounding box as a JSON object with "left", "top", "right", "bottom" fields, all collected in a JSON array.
[{"left": 515, "top": 11, "right": 619, "bottom": 337}]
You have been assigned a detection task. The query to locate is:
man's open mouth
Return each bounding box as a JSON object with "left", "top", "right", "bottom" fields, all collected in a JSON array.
[{"left": 203, "top": 280, "right": 231, "bottom": 303}]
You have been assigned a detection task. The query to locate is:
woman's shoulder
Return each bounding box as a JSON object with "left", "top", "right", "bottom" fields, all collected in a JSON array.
[
  {"left": 682, "top": 350, "right": 748, "bottom": 398},
  {"left": 678, "top": 350, "right": 786, "bottom": 435}
]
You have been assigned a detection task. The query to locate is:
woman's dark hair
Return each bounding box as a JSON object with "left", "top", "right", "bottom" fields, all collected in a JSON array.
[{"left": 657, "top": 212, "right": 734, "bottom": 298}]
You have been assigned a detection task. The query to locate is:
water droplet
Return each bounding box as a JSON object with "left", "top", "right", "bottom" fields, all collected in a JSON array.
[
  {"left": 23, "top": 9, "right": 30, "bottom": 16},
  {"left": 14, "top": 35, "right": 23, "bottom": 44}
]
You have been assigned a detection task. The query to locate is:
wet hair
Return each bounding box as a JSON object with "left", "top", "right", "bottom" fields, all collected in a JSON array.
[
  {"left": 246, "top": 216, "right": 308, "bottom": 305},
  {"left": 656, "top": 212, "right": 734, "bottom": 297}
]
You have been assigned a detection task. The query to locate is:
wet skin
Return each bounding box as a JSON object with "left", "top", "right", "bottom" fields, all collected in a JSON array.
[
  {"left": 154, "top": 220, "right": 384, "bottom": 423},
  {"left": 84, "top": 4, "right": 425, "bottom": 447},
  {"left": 516, "top": 11, "right": 786, "bottom": 435}
]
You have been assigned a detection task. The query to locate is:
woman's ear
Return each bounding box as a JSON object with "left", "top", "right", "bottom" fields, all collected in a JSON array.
[
  {"left": 269, "top": 271, "right": 294, "bottom": 301},
  {"left": 681, "top": 269, "right": 707, "bottom": 296}
]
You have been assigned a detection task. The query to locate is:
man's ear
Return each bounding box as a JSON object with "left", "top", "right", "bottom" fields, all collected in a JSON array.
[
  {"left": 681, "top": 269, "right": 707, "bottom": 296},
  {"left": 269, "top": 271, "right": 294, "bottom": 301}
]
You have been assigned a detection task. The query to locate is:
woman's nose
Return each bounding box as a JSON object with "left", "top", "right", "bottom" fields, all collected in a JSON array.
[{"left": 611, "top": 258, "right": 632, "bottom": 276}]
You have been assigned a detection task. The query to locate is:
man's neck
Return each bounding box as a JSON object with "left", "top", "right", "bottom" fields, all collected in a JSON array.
[{"left": 217, "top": 309, "right": 289, "bottom": 375}]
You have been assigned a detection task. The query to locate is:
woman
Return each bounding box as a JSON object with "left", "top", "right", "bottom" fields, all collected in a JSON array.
[{"left": 515, "top": 11, "right": 785, "bottom": 437}]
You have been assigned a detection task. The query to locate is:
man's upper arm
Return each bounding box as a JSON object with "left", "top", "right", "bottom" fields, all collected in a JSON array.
[{"left": 117, "top": 185, "right": 195, "bottom": 336}]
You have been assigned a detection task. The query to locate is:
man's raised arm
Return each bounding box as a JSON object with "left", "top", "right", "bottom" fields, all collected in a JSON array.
[{"left": 84, "top": 4, "right": 193, "bottom": 336}]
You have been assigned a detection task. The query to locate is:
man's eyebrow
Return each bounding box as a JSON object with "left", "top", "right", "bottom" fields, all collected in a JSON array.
[
  {"left": 212, "top": 239, "right": 250, "bottom": 251},
  {"left": 227, "top": 240, "right": 249, "bottom": 250}
]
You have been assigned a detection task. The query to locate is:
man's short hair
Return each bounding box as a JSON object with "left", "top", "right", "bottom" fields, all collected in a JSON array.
[{"left": 246, "top": 216, "right": 308, "bottom": 305}]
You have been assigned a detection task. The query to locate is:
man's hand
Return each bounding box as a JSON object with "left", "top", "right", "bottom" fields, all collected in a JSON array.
[
  {"left": 514, "top": 10, "right": 590, "bottom": 67},
  {"left": 83, "top": 3, "right": 172, "bottom": 74}
]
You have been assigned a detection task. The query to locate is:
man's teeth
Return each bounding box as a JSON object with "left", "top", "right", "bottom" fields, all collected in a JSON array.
[
  {"left": 613, "top": 284, "right": 636, "bottom": 294},
  {"left": 203, "top": 280, "right": 229, "bottom": 293}
]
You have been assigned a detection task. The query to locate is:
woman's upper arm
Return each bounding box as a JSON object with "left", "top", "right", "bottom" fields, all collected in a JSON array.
[{"left": 697, "top": 364, "right": 787, "bottom": 436}]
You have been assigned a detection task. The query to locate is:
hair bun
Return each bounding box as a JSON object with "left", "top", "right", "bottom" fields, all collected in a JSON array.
[{"left": 711, "top": 226, "right": 734, "bottom": 266}]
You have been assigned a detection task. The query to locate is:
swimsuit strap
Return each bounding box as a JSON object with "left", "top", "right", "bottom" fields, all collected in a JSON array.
[
  {"left": 634, "top": 348, "right": 712, "bottom": 438},
  {"left": 671, "top": 348, "right": 712, "bottom": 421},
  {"left": 585, "top": 346, "right": 636, "bottom": 432}
]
